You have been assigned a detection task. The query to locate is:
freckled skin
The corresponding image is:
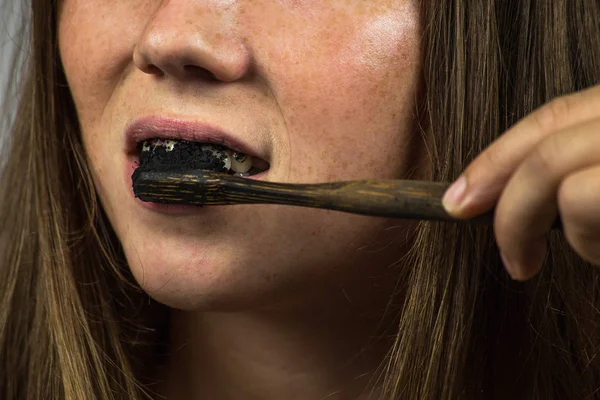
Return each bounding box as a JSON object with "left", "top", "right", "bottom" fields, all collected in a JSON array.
[{"left": 58, "top": 0, "right": 422, "bottom": 310}]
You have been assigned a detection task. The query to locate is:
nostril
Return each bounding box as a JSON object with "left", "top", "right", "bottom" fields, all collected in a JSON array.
[
  {"left": 144, "top": 64, "right": 163, "bottom": 75},
  {"left": 132, "top": 48, "right": 164, "bottom": 75},
  {"left": 183, "top": 65, "right": 218, "bottom": 81}
]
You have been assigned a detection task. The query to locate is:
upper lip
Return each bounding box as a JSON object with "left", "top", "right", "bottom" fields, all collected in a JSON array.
[{"left": 124, "top": 115, "right": 268, "bottom": 161}]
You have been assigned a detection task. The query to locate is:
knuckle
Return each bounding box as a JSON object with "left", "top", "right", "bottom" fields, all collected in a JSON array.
[
  {"left": 559, "top": 176, "right": 600, "bottom": 266},
  {"left": 563, "top": 226, "right": 600, "bottom": 266},
  {"left": 527, "top": 137, "right": 562, "bottom": 175},
  {"left": 536, "top": 96, "right": 573, "bottom": 131},
  {"left": 476, "top": 146, "right": 511, "bottom": 176},
  {"left": 558, "top": 175, "right": 600, "bottom": 236}
]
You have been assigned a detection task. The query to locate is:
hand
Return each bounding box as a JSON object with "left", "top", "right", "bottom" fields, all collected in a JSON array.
[{"left": 441, "top": 85, "right": 600, "bottom": 281}]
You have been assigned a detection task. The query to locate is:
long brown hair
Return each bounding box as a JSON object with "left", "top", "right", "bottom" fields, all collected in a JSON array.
[
  {"left": 1, "top": 0, "right": 599, "bottom": 399},
  {"left": 0, "top": 1, "right": 165, "bottom": 398}
]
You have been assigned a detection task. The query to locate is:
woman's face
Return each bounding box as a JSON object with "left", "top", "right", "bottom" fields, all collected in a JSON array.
[{"left": 58, "top": 0, "right": 422, "bottom": 310}]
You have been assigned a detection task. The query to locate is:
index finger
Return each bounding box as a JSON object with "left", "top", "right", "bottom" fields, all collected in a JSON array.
[{"left": 442, "top": 84, "right": 600, "bottom": 218}]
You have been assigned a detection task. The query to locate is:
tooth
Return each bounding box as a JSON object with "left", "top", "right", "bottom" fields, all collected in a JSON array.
[
  {"left": 233, "top": 171, "right": 252, "bottom": 177},
  {"left": 223, "top": 155, "right": 232, "bottom": 170},
  {"left": 231, "top": 152, "right": 252, "bottom": 173},
  {"left": 142, "top": 140, "right": 151, "bottom": 152},
  {"left": 164, "top": 140, "right": 177, "bottom": 151},
  {"left": 202, "top": 144, "right": 231, "bottom": 170}
]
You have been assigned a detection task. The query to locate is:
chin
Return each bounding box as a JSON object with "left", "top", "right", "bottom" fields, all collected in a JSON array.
[
  {"left": 121, "top": 237, "right": 251, "bottom": 311},
  {"left": 119, "top": 224, "right": 312, "bottom": 312}
]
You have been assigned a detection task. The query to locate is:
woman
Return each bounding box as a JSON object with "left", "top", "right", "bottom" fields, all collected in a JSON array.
[{"left": 1, "top": 0, "right": 600, "bottom": 398}]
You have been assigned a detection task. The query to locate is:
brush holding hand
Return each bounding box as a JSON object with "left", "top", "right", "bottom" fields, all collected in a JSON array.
[{"left": 441, "top": 85, "right": 600, "bottom": 280}]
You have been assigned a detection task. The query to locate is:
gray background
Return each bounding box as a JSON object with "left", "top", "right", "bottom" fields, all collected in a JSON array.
[{"left": 1, "top": 0, "right": 25, "bottom": 125}]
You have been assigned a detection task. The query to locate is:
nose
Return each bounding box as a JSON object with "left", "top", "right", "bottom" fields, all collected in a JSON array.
[{"left": 133, "top": 2, "right": 251, "bottom": 82}]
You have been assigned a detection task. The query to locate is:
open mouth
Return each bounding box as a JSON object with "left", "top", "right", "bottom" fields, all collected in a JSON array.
[{"left": 136, "top": 138, "right": 270, "bottom": 177}]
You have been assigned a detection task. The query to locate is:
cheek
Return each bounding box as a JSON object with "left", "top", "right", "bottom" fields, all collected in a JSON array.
[
  {"left": 58, "top": 1, "right": 158, "bottom": 197},
  {"left": 248, "top": 3, "right": 421, "bottom": 179},
  {"left": 58, "top": 1, "right": 154, "bottom": 127}
]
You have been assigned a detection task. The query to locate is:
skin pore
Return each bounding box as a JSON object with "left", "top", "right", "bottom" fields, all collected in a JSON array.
[{"left": 58, "top": 0, "right": 422, "bottom": 398}]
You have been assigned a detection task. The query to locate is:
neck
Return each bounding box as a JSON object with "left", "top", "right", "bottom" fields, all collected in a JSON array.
[{"left": 162, "top": 274, "right": 399, "bottom": 400}]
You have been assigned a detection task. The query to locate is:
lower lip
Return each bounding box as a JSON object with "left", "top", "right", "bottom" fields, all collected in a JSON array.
[{"left": 126, "top": 159, "right": 268, "bottom": 215}]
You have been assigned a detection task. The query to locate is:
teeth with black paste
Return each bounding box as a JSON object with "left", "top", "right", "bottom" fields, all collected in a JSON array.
[{"left": 137, "top": 138, "right": 265, "bottom": 177}]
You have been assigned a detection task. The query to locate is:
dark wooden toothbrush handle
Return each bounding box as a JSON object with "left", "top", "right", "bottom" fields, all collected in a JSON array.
[{"left": 133, "top": 169, "right": 561, "bottom": 227}]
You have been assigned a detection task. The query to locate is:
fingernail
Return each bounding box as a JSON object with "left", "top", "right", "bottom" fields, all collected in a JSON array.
[
  {"left": 500, "top": 251, "right": 519, "bottom": 280},
  {"left": 442, "top": 176, "right": 467, "bottom": 214}
]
